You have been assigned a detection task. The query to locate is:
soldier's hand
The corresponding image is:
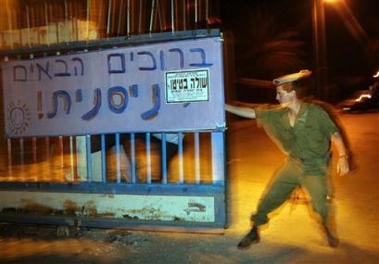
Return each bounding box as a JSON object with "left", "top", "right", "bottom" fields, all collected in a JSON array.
[{"left": 337, "top": 156, "right": 350, "bottom": 175}]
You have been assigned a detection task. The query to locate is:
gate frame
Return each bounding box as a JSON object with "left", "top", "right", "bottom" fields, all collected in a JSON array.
[{"left": 0, "top": 29, "right": 228, "bottom": 233}]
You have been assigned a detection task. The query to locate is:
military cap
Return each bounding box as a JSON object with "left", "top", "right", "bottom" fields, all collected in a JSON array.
[{"left": 273, "top": 70, "right": 312, "bottom": 86}]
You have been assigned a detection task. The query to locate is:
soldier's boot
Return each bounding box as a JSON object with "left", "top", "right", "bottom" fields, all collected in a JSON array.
[{"left": 237, "top": 225, "right": 260, "bottom": 250}]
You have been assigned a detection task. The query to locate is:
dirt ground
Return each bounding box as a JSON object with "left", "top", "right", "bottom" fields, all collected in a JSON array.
[{"left": 0, "top": 223, "right": 234, "bottom": 264}]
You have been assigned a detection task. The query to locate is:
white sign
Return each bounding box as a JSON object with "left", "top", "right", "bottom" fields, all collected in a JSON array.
[{"left": 165, "top": 69, "right": 209, "bottom": 103}]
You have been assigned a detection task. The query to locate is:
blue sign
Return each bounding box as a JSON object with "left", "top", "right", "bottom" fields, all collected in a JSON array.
[{"left": 1, "top": 36, "right": 225, "bottom": 137}]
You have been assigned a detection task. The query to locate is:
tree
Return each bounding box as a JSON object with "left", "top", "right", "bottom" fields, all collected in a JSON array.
[{"left": 232, "top": 9, "right": 308, "bottom": 80}]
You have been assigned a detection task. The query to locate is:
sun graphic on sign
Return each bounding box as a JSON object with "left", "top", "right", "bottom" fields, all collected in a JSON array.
[{"left": 7, "top": 100, "right": 31, "bottom": 135}]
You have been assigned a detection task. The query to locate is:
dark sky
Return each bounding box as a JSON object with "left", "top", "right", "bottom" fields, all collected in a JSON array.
[{"left": 219, "top": 0, "right": 379, "bottom": 80}]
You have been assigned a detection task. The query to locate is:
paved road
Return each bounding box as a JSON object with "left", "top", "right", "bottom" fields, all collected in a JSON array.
[
  {"left": 0, "top": 112, "right": 378, "bottom": 263},
  {"left": 226, "top": 111, "right": 379, "bottom": 263}
]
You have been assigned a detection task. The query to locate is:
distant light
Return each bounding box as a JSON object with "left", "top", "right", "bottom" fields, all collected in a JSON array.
[
  {"left": 373, "top": 71, "right": 379, "bottom": 78},
  {"left": 355, "top": 94, "right": 371, "bottom": 102},
  {"left": 324, "top": 0, "right": 338, "bottom": 3}
]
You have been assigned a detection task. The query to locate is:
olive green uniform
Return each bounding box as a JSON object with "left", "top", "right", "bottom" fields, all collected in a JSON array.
[{"left": 252, "top": 102, "right": 339, "bottom": 226}]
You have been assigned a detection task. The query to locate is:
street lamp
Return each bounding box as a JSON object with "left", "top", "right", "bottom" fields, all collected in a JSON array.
[{"left": 312, "top": 0, "right": 328, "bottom": 99}]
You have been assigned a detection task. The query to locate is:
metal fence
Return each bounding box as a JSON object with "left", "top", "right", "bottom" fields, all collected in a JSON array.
[
  {"left": 0, "top": 129, "right": 226, "bottom": 231},
  {"left": 0, "top": 0, "right": 221, "bottom": 50}
]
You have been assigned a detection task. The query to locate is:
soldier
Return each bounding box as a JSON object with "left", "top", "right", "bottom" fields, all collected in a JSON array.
[{"left": 226, "top": 70, "right": 350, "bottom": 249}]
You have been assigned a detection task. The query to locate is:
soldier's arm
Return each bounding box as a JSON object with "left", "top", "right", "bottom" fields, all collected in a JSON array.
[{"left": 225, "top": 104, "right": 256, "bottom": 119}]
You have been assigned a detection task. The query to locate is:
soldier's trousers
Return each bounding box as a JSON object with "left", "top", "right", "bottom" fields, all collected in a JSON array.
[{"left": 251, "top": 157, "right": 331, "bottom": 227}]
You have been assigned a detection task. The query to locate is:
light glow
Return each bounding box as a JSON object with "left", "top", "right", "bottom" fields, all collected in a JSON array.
[
  {"left": 355, "top": 94, "right": 371, "bottom": 102},
  {"left": 329, "top": 0, "right": 368, "bottom": 43}
]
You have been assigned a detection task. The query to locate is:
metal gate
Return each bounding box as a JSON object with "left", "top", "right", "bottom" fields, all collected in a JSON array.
[
  {"left": 0, "top": 0, "right": 227, "bottom": 233},
  {"left": 0, "top": 130, "right": 227, "bottom": 232}
]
